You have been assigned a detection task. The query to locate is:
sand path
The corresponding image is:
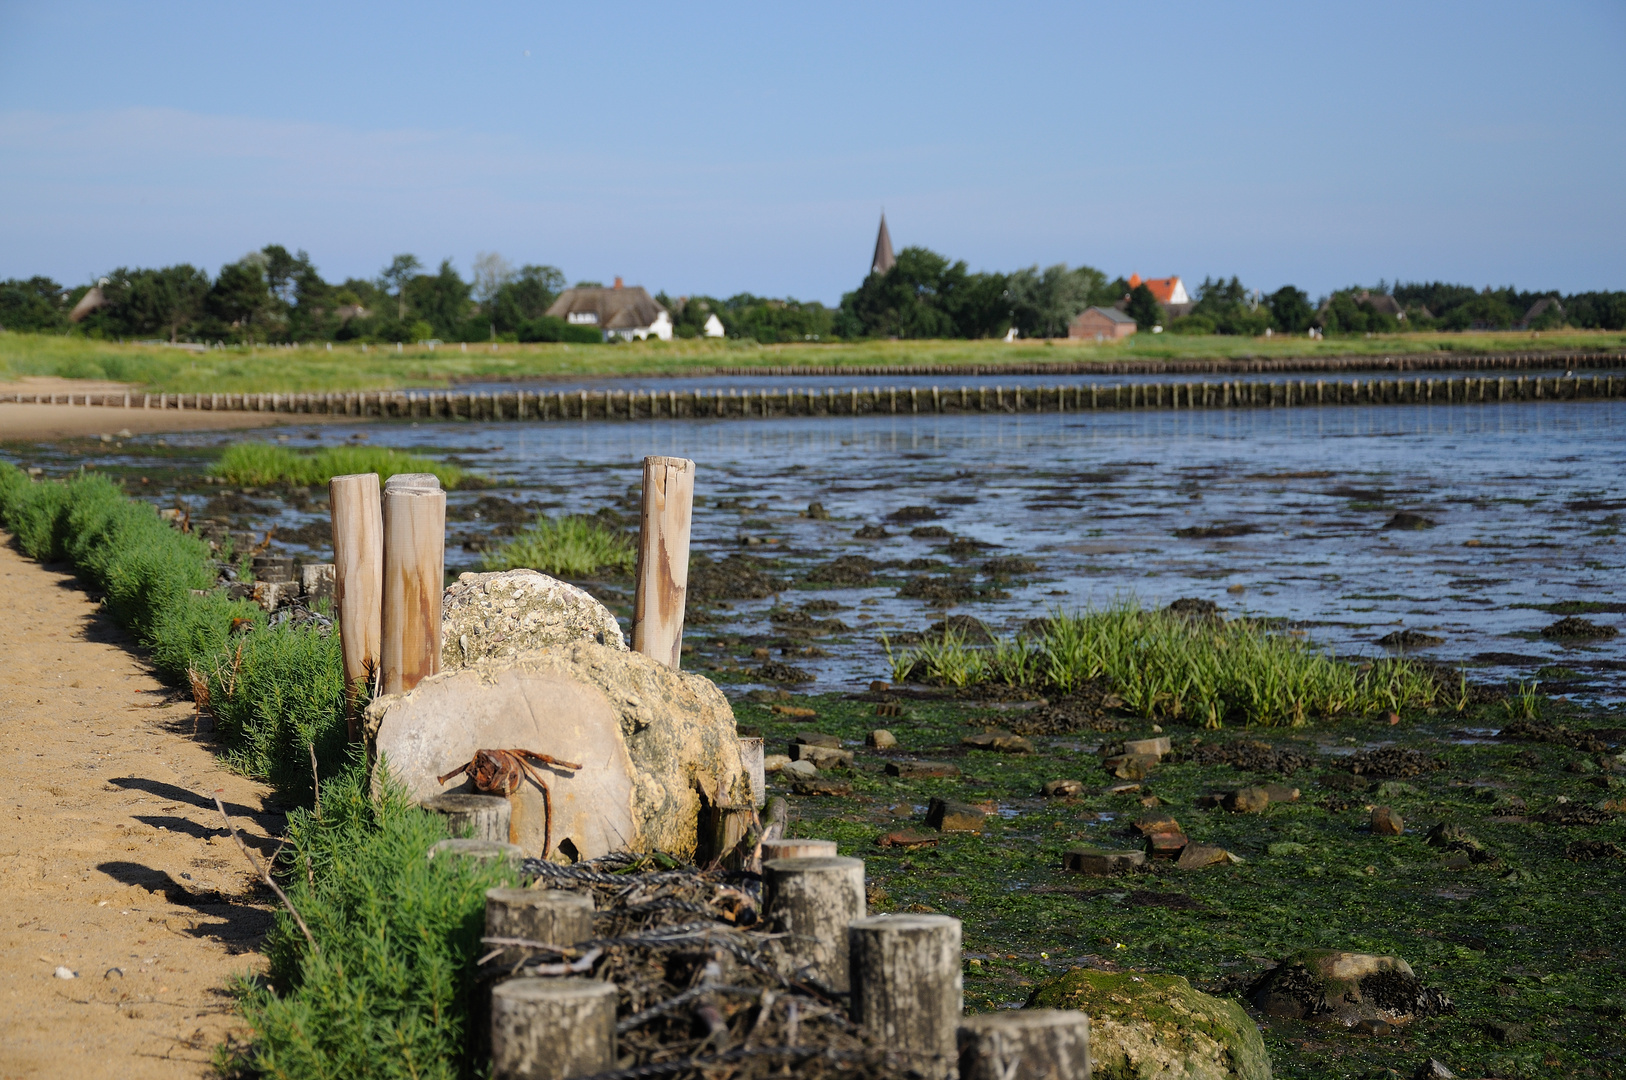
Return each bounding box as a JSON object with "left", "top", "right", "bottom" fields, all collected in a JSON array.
[
  {"left": 1, "top": 377, "right": 357, "bottom": 440},
  {"left": 0, "top": 534, "right": 282, "bottom": 1078}
]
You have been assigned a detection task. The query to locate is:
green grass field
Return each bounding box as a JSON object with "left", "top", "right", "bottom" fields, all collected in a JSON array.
[{"left": 3, "top": 329, "right": 1622, "bottom": 394}]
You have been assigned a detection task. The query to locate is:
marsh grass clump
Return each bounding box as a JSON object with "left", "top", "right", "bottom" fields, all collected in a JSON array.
[
  {"left": 480, "top": 513, "right": 635, "bottom": 578},
  {"left": 227, "top": 759, "right": 518, "bottom": 1080},
  {"left": 890, "top": 601, "right": 1442, "bottom": 727},
  {"left": 214, "top": 443, "right": 467, "bottom": 489}
]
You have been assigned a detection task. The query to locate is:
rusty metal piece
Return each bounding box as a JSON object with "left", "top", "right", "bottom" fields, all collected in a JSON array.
[{"left": 437, "top": 749, "right": 583, "bottom": 858}]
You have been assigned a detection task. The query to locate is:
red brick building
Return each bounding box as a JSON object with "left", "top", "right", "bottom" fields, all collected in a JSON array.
[{"left": 1069, "top": 306, "right": 1138, "bottom": 341}]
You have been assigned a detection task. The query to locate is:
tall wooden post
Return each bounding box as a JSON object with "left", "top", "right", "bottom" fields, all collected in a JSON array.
[
  {"left": 330, "top": 473, "right": 382, "bottom": 740},
  {"left": 632, "top": 455, "right": 694, "bottom": 669},
  {"left": 381, "top": 473, "right": 446, "bottom": 696}
]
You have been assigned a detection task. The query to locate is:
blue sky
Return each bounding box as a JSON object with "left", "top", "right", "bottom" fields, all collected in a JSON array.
[{"left": 2, "top": 1, "right": 1622, "bottom": 303}]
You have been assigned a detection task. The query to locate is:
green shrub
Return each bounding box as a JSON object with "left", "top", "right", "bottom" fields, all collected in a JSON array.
[
  {"left": 892, "top": 601, "right": 1441, "bottom": 728},
  {"left": 480, "top": 513, "right": 634, "bottom": 578},
  {"left": 231, "top": 759, "right": 518, "bottom": 1080},
  {"left": 518, "top": 314, "right": 601, "bottom": 344},
  {"left": 214, "top": 443, "right": 467, "bottom": 489}
]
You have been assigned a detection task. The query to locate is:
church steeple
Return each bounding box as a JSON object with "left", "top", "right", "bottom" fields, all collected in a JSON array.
[{"left": 871, "top": 213, "right": 896, "bottom": 276}]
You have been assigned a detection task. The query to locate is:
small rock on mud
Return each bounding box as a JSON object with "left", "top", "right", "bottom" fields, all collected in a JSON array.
[
  {"left": 1383, "top": 511, "right": 1436, "bottom": 530},
  {"left": 1541, "top": 616, "right": 1618, "bottom": 639},
  {"left": 1377, "top": 629, "right": 1445, "bottom": 648}
]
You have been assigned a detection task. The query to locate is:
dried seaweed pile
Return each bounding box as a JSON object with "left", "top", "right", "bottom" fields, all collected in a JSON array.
[
  {"left": 1174, "top": 738, "right": 1314, "bottom": 776},
  {"left": 491, "top": 854, "right": 920, "bottom": 1080},
  {"left": 1006, "top": 683, "right": 1131, "bottom": 735}
]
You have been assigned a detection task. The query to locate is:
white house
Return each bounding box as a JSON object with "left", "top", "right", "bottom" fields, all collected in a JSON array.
[
  {"left": 545, "top": 277, "right": 672, "bottom": 341},
  {"left": 702, "top": 313, "right": 725, "bottom": 338}
]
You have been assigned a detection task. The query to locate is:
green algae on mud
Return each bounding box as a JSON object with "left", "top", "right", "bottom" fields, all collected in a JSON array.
[{"left": 739, "top": 689, "right": 1626, "bottom": 1078}]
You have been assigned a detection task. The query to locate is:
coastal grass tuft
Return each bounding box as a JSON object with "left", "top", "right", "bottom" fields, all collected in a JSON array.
[
  {"left": 480, "top": 513, "right": 635, "bottom": 578},
  {"left": 226, "top": 757, "right": 518, "bottom": 1080},
  {"left": 214, "top": 442, "right": 467, "bottom": 489},
  {"left": 890, "top": 601, "right": 1443, "bottom": 727}
]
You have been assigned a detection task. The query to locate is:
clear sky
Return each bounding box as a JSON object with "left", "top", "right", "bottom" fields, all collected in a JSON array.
[{"left": 2, "top": 1, "right": 1622, "bottom": 303}]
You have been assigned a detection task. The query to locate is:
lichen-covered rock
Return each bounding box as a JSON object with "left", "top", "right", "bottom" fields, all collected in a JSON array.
[
  {"left": 441, "top": 570, "right": 625, "bottom": 670},
  {"left": 1249, "top": 950, "right": 1452, "bottom": 1027},
  {"left": 1027, "top": 968, "right": 1271, "bottom": 1080},
  {"left": 366, "top": 641, "right": 749, "bottom": 860}
]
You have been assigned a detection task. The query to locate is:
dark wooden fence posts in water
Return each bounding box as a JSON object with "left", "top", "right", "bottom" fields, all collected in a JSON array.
[
  {"left": 379, "top": 473, "right": 446, "bottom": 696},
  {"left": 329, "top": 473, "right": 382, "bottom": 740}
]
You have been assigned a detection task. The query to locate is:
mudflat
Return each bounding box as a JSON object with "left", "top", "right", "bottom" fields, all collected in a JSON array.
[
  {"left": 0, "top": 534, "right": 280, "bottom": 1079},
  {"left": 0, "top": 378, "right": 352, "bottom": 440}
]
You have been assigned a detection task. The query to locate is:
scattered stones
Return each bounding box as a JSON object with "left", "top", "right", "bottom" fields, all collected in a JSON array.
[
  {"left": 1041, "top": 779, "right": 1083, "bottom": 797},
  {"left": 806, "top": 554, "right": 882, "bottom": 584},
  {"left": 867, "top": 729, "right": 898, "bottom": 749},
  {"left": 1176, "top": 844, "right": 1238, "bottom": 869},
  {"left": 789, "top": 745, "right": 854, "bottom": 770},
  {"left": 887, "top": 505, "right": 939, "bottom": 522},
  {"left": 1371, "top": 806, "right": 1405, "bottom": 835},
  {"left": 1541, "top": 616, "right": 1619, "bottom": 639},
  {"left": 980, "top": 556, "right": 1039, "bottom": 577},
  {"left": 926, "top": 614, "right": 994, "bottom": 644},
  {"left": 763, "top": 754, "right": 792, "bottom": 774},
  {"left": 1007, "top": 686, "right": 1130, "bottom": 736},
  {"left": 746, "top": 688, "right": 792, "bottom": 703},
  {"left": 1260, "top": 783, "right": 1301, "bottom": 803},
  {"left": 1224, "top": 787, "right": 1272, "bottom": 814},
  {"left": 1383, "top": 511, "right": 1436, "bottom": 530},
  {"left": 1123, "top": 736, "right": 1172, "bottom": 758},
  {"left": 925, "top": 797, "right": 987, "bottom": 833},
  {"left": 1377, "top": 629, "right": 1445, "bottom": 648},
  {"left": 1185, "top": 739, "right": 1313, "bottom": 776},
  {"left": 782, "top": 759, "right": 818, "bottom": 780},
  {"left": 852, "top": 525, "right": 890, "bottom": 539},
  {"left": 1424, "top": 823, "right": 1499, "bottom": 866},
  {"left": 757, "top": 661, "right": 813, "bottom": 683},
  {"left": 440, "top": 570, "right": 626, "bottom": 669},
  {"left": 875, "top": 829, "right": 938, "bottom": 849},
  {"left": 962, "top": 731, "right": 1035, "bottom": 754},
  {"left": 793, "top": 778, "right": 852, "bottom": 797},
  {"left": 770, "top": 704, "right": 818, "bottom": 718},
  {"left": 1250, "top": 951, "right": 1453, "bottom": 1026},
  {"left": 1480, "top": 1020, "right": 1531, "bottom": 1045},
  {"left": 911, "top": 525, "right": 953, "bottom": 539},
  {"left": 1028, "top": 968, "right": 1271, "bottom": 1080},
  {"left": 792, "top": 732, "right": 841, "bottom": 749},
  {"left": 1413, "top": 1059, "right": 1456, "bottom": 1079},
  {"left": 1130, "top": 811, "right": 1181, "bottom": 837},
  {"left": 1375, "top": 781, "right": 1421, "bottom": 799},
  {"left": 874, "top": 701, "right": 904, "bottom": 717},
  {"left": 1149, "top": 832, "right": 1191, "bottom": 859},
  {"left": 803, "top": 501, "right": 830, "bottom": 519},
  {"left": 886, "top": 761, "right": 961, "bottom": 780},
  {"left": 1062, "top": 847, "right": 1146, "bottom": 875},
  {"left": 1565, "top": 839, "right": 1625, "bottom": 861},
  {"left": 1103, "top": 753, "right": 1159, "bottom": 781},
  {"left": 1343, "top": 747, "right": 1443, "bottom": 779},
  {"left": 686, "top": 552, "right": 786, "bottom": 602}
]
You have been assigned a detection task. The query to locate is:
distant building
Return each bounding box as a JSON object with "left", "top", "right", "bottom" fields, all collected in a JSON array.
[
  {"left": 871, "top": 214, "right": 896, "bottom": 276},
  {"left": 1352, "top": 291, "right": 1406, "bottom": 320},
  {"left": 1519, "top": 296, "right": 1564, "bottom": 328},
  {"left": 68, "top": 280, "right": 110, "bottom": 323},
  {"left": 703, "top": 313, "right": 725, "bottom": 338},
  {"left": 1069, "top": 306, "right": 1138, "bottom": 341},
  {"left": 1127, "top": 273, "right": 1191, "bottom": 318},
  {"left": 545, "top": 277, "right": 672, "bottom": 341}
]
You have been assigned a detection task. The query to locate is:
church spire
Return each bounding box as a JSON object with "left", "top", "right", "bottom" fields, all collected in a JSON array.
[{"left": 871, "top": 213, "right": 896, "bottom": 276}]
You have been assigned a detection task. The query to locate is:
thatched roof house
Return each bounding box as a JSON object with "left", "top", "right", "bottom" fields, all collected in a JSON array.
[{"left": 545, "top": 278, "right": 672, "bottom": 341}]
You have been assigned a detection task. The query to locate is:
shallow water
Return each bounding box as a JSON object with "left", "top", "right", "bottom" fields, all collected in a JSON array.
[{"left": 50, "top": 398, "right": 1626, "bottom": 701}]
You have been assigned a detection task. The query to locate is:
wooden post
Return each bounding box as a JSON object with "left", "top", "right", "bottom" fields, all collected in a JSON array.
[
  {"left": 632, "top": 456, "right": 694, "bottom": 669},
  {"left": 739, "top": 735, "right": 766, "bottom": 808},
  {"left": 381, "top": 473, "right": 446, "bottom": 696},
  {"left": 485, "top": 887, "right": 594, "bottom": 968},
  {"left": 760, "top": 838, "right": 837, "bottom": 861},
  {"left": 330, "top": 473, "right": 383, "bottom": 740},
  {"left": 491, "top": 978, "right": 616, "bottom": 1080},
  {"left": 849, "top": 914, "right": 962, "bottom": 1079},
  {"left": 958, "top": 1011, "right": 1090, "bottom": 1080},
  {"left": 763, "top": 855, "right": 866, "bottom": 992},
  {"left": 423, "top": 793, "right": 511, "bottom": 843}
]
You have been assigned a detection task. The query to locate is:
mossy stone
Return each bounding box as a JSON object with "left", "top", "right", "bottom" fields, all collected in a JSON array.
[{"left": 1026, "top": 968, "right": 1271, "bottom": 1080}]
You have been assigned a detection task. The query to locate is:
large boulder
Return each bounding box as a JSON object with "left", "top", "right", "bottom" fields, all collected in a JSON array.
[
  {"left": 441, "top": 570, "right": 625, "bottom": 670},
  {"left": 1249, "top": 950, "right": 1452, "bottom": 1027},
  {"left": 1027, "top": 969, "right": 1271, "bottom": 1080},
  {"left": 366, "top": 641, "right": 749, "bottom": 861}
]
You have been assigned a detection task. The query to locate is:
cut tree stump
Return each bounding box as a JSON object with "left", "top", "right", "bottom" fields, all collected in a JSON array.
[
  {"left": 490, "top": 977, "right": 616, "bottom": 1080},
  {"left": 484, "top": 888, "right": 594, "bottom": 969},
  {"left": 422, "top": 793, "right": 512, "bottom": 844},
  {"left": 958, "top": 1010, "right": 1090, "bottom": 1080},
  {"left": 762, "top": 855, "right": 866, "bottom": 992},
  {"left": 849, "top": 913, "right": 963, "bottom": 1080}
]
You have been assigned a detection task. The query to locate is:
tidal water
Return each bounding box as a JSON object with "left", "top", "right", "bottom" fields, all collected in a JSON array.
[{"left": 140, "top": 398, "right": 1626, "bottom": 701}]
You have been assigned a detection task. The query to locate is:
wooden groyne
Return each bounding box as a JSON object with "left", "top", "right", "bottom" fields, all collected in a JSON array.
[{"left": 11, "top": 372, "right": 1624, "bottom": 423}]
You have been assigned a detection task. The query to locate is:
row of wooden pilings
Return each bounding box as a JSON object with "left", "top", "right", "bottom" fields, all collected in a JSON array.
[
  {"left": 13, "top": 371, "right": 1625, "bottom": 422},
  {"left": 477, "top": 843, "right": 1085, "bottom": 1080}
]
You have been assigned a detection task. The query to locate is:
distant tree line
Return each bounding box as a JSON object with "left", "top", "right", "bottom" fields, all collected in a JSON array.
[{"left": 3, "top": 243, "right": 1623, "bottom": 345}]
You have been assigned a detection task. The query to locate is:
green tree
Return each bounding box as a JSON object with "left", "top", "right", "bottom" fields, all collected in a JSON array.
[
  {"left": 0, "top": 277, "right": 68, "bottom": 333},
  {"left": 1267, "top": 286, "right": 1314, "bottom": 333},
  {"left": 208, "top": 259, "right": 274, "bottom": 343},
  {"left": 1124, "top": 283, "right": 1163, "bottom": 330},
  {"left": 123, "top": 265, "right": 211, "bottom": 341},
  {"left": 379, "top": 254, "right": 423, "bottom": 320},
  {"left": 403, "top": 260, "right": 472, "bottom": 338},
  {"left": 838, "top": 247, "right": 1009, "bottom": 339},
  {"left": 490, "top": 265, "right": 565, "bottom": 334},
  {"left": 1007, "top": 264, "right": 1105, "bottom": 338}
]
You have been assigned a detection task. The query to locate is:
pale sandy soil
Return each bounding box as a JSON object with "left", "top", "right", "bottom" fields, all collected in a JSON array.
[
  {"left": 0, "top": 533, "right": 283, "bottom": 1079},
  {"left": 0, "top": 377, "right": 356, "bottom": 440}
]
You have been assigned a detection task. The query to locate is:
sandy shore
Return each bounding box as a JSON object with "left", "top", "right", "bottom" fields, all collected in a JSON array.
[
  {"left": 0, "top": 378, "right": 358, "bottom": 441},
  {"left": 0, "top": 534, "right": 282, "bottom": 1077}
]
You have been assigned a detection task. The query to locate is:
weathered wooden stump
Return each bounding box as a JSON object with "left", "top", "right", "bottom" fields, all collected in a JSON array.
[
  {"left": 738, "top": 735, "right": 766, "bottom": 808},
  {"left": 759, "top": 838, "right": 838, "bottom": 861},
  {"left": 848, "top": 913, "right": 963, "bottom": 1079},
  {"left": 762, "top": 855, "right": 865, "bottom": 992},
  {"left": 958, "top": 1009, "right": 1090, "bottom": 1080},
  {"left": 422, "top": 793, "right": 512, "bottom": 843},
  {"left": 426, "top": 838, "right": 523, "bottom": 865},
  {"left": 485, "top": 887, "right": 595, "bottom": 968},
  {"left": 490, "top": 977, "right": 616, "bottom": 1080}
]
